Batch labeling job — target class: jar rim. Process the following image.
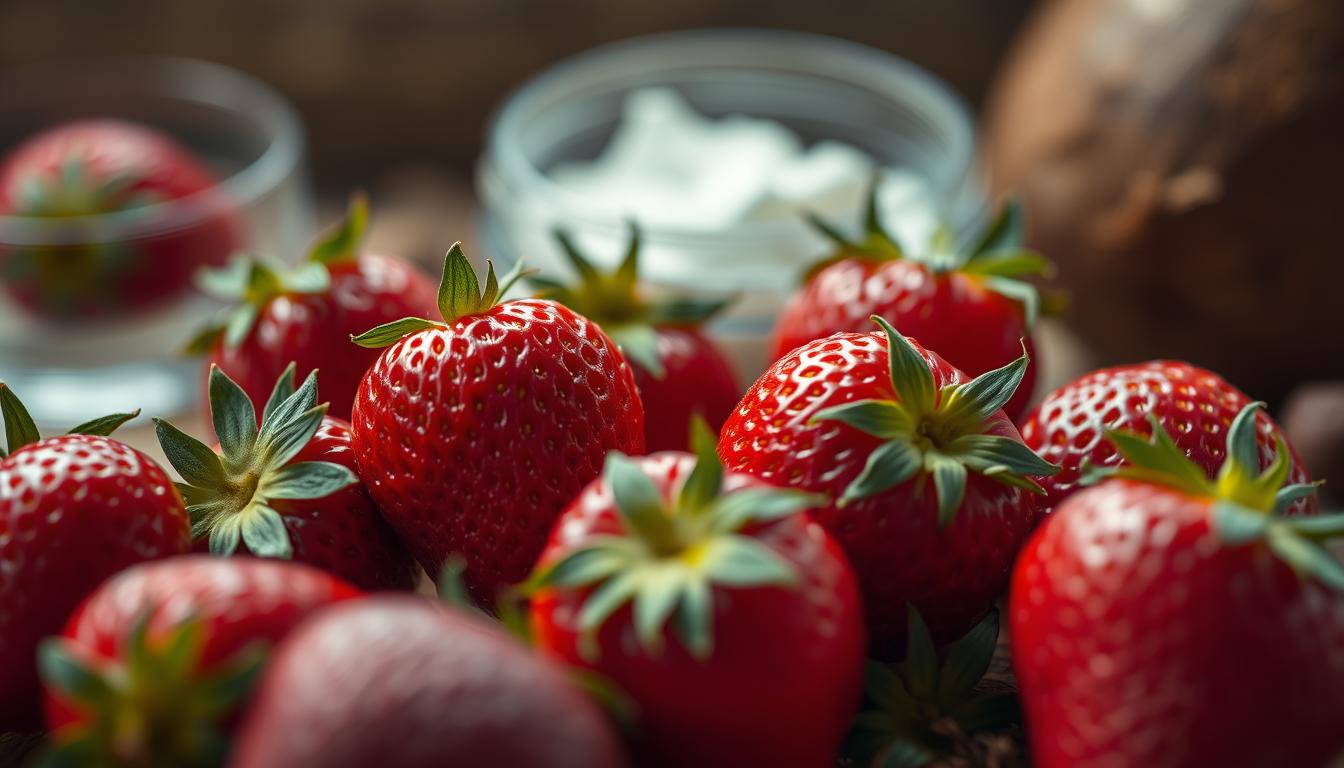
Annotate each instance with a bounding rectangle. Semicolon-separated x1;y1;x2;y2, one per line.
480;27;979;243
0;57;305;246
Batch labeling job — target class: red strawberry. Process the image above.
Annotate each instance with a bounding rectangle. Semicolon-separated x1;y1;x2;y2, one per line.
719;315;1057;659
230;597;626;768
350;244;644;605
190;194;438;419
1020;361;1316;516
154;365;418;591
0;385;188;728
38;556;360;766
0;119;240;318
772;194;1049;422
527;425;864;767
1011;404;1344;767
533;228;738;451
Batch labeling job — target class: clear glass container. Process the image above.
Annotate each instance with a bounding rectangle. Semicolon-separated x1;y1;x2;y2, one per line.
478;28;983;381
0;58;313;425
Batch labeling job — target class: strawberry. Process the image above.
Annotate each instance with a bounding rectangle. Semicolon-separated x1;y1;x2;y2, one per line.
189;194;438;419
1011;404;1344;767
0;385;188;728
719;315;1058;659
154;365;418;591
532;227;738;451
772;193;1049;422
350;244;644;605
527;423;865;767
230;597;626;768
0;119;240;318
1020;361;1316;516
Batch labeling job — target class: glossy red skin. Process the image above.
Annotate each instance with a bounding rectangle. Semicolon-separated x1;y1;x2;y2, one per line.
197;417;419;591
43;556;361;733
232;597;626;768
530;453;865;768
1020;361;1316;516
351;298;644;605
633;327;739;452
208;254;438;421
1011;479;1344;767
0;119;240;318
772;259;1038;422
0;435;189;728
720;331;1038;659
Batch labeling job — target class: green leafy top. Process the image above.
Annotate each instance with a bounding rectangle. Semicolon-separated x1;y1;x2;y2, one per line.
38;611;265;768
529;225;734;378
0;381;138;459
811;315;1059;527
846;608;1018;767
153;365;357;559
1083;403;1342;589
806;183;1052;326
525;419;823;661
10;157;162;218
186;193;372;354
351;243;531;349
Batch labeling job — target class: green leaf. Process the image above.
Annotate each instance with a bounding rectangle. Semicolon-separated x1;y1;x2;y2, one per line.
492;259;534;302
36;641;113;705
308;191;368;265
262;461;356;500
643;295;735;327
0;382;41;453
951;691;1022;732
208;366;258;468
926;452;968;527
154;418;226;489
950;434;1058;491
679;416;723;513
904;604;938;700
967;198;1023;258
532;541;636;589
840;439;923;504
614;221;642;293
605;451;673;543
961;249;1049;278
936;609;999;708
607;323;665;379
259;405;327;470
209;518;242;556
707;487;825;531
633;564;686;654
257;370;321;457
262;363;298;425
1104;422;1211;499
1225;402;1265;478
872;316;935;415
1214;502;1270;545
195;257;252;300
939;345;1029;427
438;242;482;322
980;276;1040;328
182;323;226;356
577;569;642;638
351;316;442;348
240;504;292;559
862;174;896;245
812;399;914;440
67;410;140;437
222;303;259;350
480;259;501;308
674;577;713;660
282;262;331;294
700;534;796;587
553;229;604;288
1265;526;1344;591
1285;511;1344;539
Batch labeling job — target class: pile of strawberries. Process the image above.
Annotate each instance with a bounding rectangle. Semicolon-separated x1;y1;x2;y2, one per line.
4;171;1344;768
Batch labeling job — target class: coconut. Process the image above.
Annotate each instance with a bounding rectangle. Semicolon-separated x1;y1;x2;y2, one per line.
983;0;1344;403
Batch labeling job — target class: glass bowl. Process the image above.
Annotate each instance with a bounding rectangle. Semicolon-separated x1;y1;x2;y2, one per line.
478;28;983;381
0;57;313;425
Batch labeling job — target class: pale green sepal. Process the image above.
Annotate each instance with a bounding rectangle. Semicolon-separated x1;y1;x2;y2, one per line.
938;345;1029;427
981;276;1040;328
240;504;292;559
262;461;356;500
1284;512;1344;539
904;605;938;700
632;564;687;654
926;452;968;528
707;487;824;532
678;416;723;513
1265;524;1344;590
308;192;368;265
262;363;298;425
812;398;914;440
350;317;443;348
699;534;796;587
840;439;922;504
438;242;481;322
67;410;140;437
607;323;665;379
0;382;40;453
208;366;258;469
935;608;999;709
209;518;242;556
605;451;674;544
674;578;713;661
153;418;226;489
1214;502;1270;545
872;315;936;415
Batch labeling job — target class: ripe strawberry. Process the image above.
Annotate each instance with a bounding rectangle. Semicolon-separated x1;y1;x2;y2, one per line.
230;597;626;768
154;365;418;591
772;194;1049;421
720;315;1058;659
527;424;865;767
1011;404;1344;767
189;194;438;419
0;119;240;318
350;244;644;605
1020;361;1316;516
38;556;359;765
532;227;738;451
0;385;188;728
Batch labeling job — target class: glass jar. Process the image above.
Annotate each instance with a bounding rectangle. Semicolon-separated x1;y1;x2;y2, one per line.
0;58;313;425
478;28;983;381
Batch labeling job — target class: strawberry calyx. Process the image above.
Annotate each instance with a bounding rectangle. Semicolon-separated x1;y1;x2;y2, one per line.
1083;403;1342;589
811;315;1059;526
185;194;373;354
806;184;1052;326
153;365;356;559
37;611;265;768
524;419;822;661
9;158;162;219
846;607;1018;767
530;225;734;378
351;242;533;349
0;381;139;458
